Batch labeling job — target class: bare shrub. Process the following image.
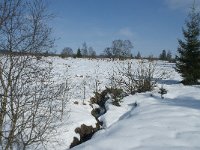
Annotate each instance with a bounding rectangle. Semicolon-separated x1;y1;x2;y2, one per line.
0;0;69;149
110;59;169;94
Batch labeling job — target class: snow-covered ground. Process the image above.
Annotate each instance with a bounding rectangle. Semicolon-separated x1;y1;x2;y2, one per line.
44;57;200;150
73;84;200;150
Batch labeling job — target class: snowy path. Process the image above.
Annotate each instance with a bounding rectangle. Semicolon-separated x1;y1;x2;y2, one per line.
72;84;200;150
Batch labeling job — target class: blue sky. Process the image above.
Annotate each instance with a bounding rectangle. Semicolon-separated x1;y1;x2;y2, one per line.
49;0;200;56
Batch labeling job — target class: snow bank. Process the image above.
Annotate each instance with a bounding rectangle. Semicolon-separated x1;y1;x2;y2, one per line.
72;84;200;150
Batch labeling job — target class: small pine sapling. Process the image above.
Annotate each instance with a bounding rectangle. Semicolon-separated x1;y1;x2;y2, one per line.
158;85;167;99
134;101;138;107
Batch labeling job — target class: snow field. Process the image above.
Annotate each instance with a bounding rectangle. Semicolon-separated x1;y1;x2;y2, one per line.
44;57;200;150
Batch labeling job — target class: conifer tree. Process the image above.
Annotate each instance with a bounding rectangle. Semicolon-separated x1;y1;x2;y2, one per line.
159;50;167;60
76;48;82;58
166;50;172;61
136;51;141;59
176;5;200;85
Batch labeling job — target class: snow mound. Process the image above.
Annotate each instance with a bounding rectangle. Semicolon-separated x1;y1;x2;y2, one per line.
72;84;200;150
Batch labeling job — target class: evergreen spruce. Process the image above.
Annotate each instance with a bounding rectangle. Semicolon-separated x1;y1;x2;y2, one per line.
76;48;82;58
159;50;167;60
158;85;167;99
166;50;172;61
176;5;200;85
136;51;141;59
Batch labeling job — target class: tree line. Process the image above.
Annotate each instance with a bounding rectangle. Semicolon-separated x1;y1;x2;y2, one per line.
59;40;175;61
60;40;133;59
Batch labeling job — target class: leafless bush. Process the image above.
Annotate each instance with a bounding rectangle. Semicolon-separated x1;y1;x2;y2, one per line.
0;0;69;149
0;58;68;149
110;59;170;94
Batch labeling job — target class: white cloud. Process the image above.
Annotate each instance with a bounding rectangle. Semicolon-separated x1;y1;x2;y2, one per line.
165;0;200;10
118;27;134;37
